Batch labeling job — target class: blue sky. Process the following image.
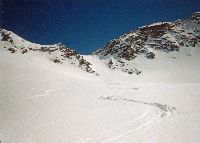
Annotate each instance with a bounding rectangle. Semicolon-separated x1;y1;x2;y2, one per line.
1;0;200;54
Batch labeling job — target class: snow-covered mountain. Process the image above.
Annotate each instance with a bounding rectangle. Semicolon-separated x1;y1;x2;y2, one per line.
0;29;96;74
94;12;200;75
1;12;200;143
1;12;199;76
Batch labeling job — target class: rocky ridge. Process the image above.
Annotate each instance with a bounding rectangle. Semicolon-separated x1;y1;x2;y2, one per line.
94;12;200;75
0;29;96;74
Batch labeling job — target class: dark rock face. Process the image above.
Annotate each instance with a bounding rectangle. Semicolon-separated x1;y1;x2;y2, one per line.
1;31;12;42
94;12;200;61
95;22;180;60
191;12;200;20
146;52;155;59
139;23;174;38
8;47;17;53
93;12;200;75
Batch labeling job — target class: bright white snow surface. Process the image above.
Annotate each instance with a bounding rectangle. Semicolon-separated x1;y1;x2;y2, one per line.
0;45;200;143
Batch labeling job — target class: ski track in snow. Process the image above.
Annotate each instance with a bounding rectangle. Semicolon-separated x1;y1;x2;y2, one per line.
78;83;177;143
79;112;150;143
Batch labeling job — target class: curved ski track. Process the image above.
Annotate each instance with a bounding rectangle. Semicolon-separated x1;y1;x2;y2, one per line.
79;84;176;143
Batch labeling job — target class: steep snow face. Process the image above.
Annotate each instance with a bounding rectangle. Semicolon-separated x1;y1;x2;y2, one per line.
94;12;200;75
0;29;96;74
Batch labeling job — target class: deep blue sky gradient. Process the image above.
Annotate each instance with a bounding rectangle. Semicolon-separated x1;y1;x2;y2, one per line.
1;0;200;54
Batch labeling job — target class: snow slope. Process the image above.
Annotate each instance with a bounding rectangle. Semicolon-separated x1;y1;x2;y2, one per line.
1;12;200;143
1;45;200;143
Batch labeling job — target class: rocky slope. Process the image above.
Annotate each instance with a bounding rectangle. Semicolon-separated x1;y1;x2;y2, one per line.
1;12;199;76
0;29;96;74
94;12;200;75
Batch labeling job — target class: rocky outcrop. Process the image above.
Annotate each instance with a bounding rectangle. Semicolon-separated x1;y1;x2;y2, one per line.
94;12;200;75
0;29;96;74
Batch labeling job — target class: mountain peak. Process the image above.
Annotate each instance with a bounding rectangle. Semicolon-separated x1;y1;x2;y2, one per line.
94;12;200;75
0;28;97;74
